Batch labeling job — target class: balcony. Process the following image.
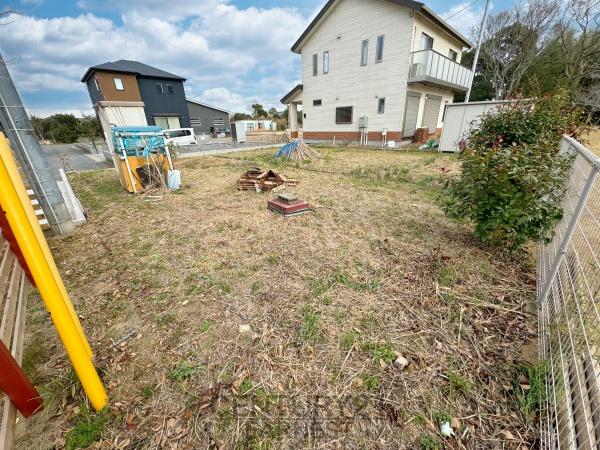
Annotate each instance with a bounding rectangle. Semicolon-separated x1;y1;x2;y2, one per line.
407;49;473;92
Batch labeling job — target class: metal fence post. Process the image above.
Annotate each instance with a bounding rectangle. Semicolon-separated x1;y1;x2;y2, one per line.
0;51;74;236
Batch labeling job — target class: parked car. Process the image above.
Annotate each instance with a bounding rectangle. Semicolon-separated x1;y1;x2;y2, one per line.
162;128;197;146
210;127;231;138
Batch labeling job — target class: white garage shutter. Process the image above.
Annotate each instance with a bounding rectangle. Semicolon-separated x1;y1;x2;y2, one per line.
422;95;442;133
402;92;421;138
167;117;181;129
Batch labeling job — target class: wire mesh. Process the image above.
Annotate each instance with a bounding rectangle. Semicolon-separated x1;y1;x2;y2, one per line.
538;136;600;449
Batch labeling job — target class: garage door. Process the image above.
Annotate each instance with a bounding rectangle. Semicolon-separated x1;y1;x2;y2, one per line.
402;92;421;138
422;95;442;133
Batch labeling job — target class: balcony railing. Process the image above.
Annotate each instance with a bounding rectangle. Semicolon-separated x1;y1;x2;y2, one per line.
408;49;473;92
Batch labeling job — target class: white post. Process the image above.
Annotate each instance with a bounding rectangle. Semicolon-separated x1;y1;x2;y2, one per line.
288;103;298;137
465;0;491;103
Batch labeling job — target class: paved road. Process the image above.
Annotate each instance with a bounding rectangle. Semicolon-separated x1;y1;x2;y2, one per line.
41;144;113;178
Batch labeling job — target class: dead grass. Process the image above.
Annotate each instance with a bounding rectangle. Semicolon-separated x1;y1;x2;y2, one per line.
584;127;600;156
17;147;538;449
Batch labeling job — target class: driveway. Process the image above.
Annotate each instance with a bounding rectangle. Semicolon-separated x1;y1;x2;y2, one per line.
41;143;113;178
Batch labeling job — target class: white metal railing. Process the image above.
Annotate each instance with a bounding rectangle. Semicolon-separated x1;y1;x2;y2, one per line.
408;49;472;91
537;135;600;449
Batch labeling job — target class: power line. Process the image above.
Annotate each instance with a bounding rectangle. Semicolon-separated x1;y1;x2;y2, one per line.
443;0;482;21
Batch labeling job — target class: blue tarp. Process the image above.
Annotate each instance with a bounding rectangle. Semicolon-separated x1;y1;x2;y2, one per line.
112;126;167;157
275;140;300;158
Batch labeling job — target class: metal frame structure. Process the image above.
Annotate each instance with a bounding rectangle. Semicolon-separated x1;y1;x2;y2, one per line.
538;135;600;448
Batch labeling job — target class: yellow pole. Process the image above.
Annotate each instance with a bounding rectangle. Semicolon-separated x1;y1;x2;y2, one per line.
0;133;108;411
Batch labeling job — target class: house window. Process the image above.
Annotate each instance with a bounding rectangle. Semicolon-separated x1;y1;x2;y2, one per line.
378;97;385;114
313;99;322;106
156;83;164;94
213;118;225;126
420;32;434;50
376;35;384;62
113;77;124;91
312;53;318;76
323;51;330;74
166;84;174;95
448;49;458;61
246;123;255;131
360;39;369;66
335;106;353;124
93;77;99;91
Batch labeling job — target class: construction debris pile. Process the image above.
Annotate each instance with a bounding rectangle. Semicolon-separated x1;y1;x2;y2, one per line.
275;140;321;160
237;168;298;192
268;192;311;217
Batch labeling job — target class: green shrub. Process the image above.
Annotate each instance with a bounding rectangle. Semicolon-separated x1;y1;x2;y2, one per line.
443;92;586;250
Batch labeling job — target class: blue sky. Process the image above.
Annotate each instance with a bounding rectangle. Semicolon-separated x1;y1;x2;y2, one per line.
0;0;516;116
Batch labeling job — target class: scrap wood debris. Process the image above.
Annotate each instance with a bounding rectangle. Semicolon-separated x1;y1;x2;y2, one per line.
275;140;321;160
237;167;298;192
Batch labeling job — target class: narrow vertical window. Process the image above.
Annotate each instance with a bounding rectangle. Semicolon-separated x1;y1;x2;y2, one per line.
448;49;458;61
360;39;369;66
420;32;433;50
312;53;318;76
113;77;124;91
378;97;385;114
375;35;384;62
323;51;329;74
156;83;164;94
93;77;99;91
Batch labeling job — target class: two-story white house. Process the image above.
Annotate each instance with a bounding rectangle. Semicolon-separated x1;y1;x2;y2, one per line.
281;0;473;143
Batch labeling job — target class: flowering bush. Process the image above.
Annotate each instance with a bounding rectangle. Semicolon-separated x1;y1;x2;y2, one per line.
443;92;587;251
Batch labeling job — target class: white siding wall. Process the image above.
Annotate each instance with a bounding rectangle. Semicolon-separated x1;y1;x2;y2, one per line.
300;0;414;133
411;14;464;62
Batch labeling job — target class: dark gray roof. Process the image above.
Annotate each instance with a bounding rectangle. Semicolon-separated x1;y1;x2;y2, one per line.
186;99;231;114
280;84;303;104
291;0;472;53
81;60;186;82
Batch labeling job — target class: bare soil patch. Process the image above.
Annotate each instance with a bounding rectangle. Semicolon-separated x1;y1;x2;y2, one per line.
17;147;538;449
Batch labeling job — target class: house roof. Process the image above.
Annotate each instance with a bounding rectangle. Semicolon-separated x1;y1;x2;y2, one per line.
280;84;303;104
81;60;186;83
290;0;473;53
186;99;231;115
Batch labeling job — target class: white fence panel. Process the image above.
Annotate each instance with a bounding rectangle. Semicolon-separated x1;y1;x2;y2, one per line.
439;100;515;152
538;135;600;449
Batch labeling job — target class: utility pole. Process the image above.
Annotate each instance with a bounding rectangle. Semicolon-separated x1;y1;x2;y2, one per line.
465;0;491;102
0;51;74;235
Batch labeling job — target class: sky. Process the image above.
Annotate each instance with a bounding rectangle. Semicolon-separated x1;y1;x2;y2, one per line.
0;0;516;117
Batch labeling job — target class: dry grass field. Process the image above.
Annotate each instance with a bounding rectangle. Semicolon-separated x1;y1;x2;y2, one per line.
584;127;600;156
16;147;539;449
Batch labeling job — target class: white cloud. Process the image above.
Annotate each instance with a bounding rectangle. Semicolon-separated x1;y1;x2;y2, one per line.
441;2;493;40
0;1;307;116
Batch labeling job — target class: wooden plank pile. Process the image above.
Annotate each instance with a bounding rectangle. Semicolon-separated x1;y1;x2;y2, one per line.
275;140;321;161
237;168;298;192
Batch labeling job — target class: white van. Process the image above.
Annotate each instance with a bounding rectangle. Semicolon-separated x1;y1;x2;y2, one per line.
162;128;197;146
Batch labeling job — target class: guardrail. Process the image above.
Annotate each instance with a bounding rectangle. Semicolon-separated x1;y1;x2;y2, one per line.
537;135;600;448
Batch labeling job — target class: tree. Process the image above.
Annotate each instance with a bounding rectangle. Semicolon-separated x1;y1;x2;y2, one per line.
45;114;80;143
558;0;600;93
268;107;280;119
232;112;251;121
454;49;494;102
250;103;268;119
480;0;559;99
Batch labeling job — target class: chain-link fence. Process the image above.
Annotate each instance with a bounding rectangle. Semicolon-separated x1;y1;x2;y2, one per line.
537;135;600;449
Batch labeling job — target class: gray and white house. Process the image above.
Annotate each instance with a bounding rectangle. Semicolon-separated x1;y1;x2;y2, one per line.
82;60;191;129
186;100;231;135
